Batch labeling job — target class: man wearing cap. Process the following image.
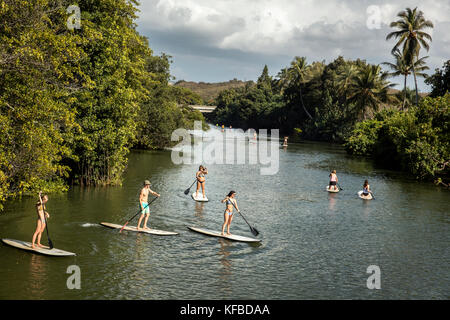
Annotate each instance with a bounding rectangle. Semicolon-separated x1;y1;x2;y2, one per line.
137;180;160;231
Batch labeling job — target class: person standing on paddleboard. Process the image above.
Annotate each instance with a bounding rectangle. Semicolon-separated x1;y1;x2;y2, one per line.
195;165;208;199
137;180;160;231
31;193;49;249
221;191;239;236
329;170;338;191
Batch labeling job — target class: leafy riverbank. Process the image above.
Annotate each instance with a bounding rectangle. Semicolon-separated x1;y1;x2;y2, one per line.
346;94;449;185
0;1;205;210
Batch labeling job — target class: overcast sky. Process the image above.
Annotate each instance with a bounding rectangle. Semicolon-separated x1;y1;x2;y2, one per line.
136;0;450;92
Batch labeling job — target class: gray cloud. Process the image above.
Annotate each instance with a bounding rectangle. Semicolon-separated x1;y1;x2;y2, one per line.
136;0;450;91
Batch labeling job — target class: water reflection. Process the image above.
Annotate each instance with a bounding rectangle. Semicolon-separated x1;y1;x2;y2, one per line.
28;254;48;298
360;198;372;217
194;202;205;218
131;234;150;283
217;239;232;296
328;193;337;211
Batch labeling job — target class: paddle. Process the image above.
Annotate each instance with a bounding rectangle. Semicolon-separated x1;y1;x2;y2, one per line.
39;191;53;249
231;202;259;236
337;183;344;191
119;197;158;233
370;191;376;200
184;179;197;195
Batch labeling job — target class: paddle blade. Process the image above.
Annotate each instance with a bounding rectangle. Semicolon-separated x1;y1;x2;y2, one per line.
250;226;259;236
119;222;129;233
184;188;190;195
48;239;54;250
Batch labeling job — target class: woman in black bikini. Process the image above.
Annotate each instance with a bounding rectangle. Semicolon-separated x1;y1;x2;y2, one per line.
361;180;372;198
221;191;239;236
195;165;208;199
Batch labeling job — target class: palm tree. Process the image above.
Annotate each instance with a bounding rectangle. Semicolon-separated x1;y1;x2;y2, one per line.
386;7;433;105
276;57;313;120
394;87;416;110
382;49;429;110
336;64;358;103
290;57;313;120
348;65;396;119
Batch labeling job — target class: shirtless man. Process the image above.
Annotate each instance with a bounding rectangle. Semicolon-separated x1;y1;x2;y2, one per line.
137;180;160;231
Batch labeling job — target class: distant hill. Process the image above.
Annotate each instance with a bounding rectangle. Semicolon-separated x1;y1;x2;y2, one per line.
174;79;253;104
387;88;429;97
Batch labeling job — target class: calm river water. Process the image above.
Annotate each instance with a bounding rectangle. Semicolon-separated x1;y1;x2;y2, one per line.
0;126;448;299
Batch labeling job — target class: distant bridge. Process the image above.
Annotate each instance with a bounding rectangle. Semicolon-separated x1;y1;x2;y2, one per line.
190;105;217;113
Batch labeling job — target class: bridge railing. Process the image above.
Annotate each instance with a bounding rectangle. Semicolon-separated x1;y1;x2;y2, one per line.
189;105;217;113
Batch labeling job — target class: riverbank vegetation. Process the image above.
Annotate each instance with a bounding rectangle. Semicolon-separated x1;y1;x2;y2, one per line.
0;0;205;209
209;7;448;185
345;94;449;183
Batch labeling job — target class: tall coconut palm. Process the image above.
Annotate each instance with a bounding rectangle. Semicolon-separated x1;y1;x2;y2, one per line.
386;7;433;105
336;64;358;103
290;57;313;120
304;61;326;103
348;65;396;119
276;57;313;120
382;49;429;110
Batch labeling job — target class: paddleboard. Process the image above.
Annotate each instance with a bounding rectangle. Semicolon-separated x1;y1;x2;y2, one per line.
358;191;373;200
191;192;208;202
326;186;339;193
187;226;261;243
1;239;76;256
100;222;178;235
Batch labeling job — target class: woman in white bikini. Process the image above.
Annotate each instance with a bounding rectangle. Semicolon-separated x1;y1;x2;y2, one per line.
195;165;208;199
221;191;239;236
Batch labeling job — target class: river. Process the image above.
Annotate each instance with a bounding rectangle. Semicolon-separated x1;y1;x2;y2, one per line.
0;125;448;299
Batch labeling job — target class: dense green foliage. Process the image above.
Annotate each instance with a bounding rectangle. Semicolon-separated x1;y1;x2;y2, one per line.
425;60;450;98
212;68;284;130
211;57;393;141
346;94;449;182
0;0;205;209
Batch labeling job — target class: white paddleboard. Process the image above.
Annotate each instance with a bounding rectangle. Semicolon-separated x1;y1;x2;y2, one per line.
1;239;76;257
326;186;339;193
358;191;373;200
187;226;261;243
100;222;178;235
191;192;208;202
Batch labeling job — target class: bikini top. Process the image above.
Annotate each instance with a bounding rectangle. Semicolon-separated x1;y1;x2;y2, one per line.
36;203;46;216
226;198;233;205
